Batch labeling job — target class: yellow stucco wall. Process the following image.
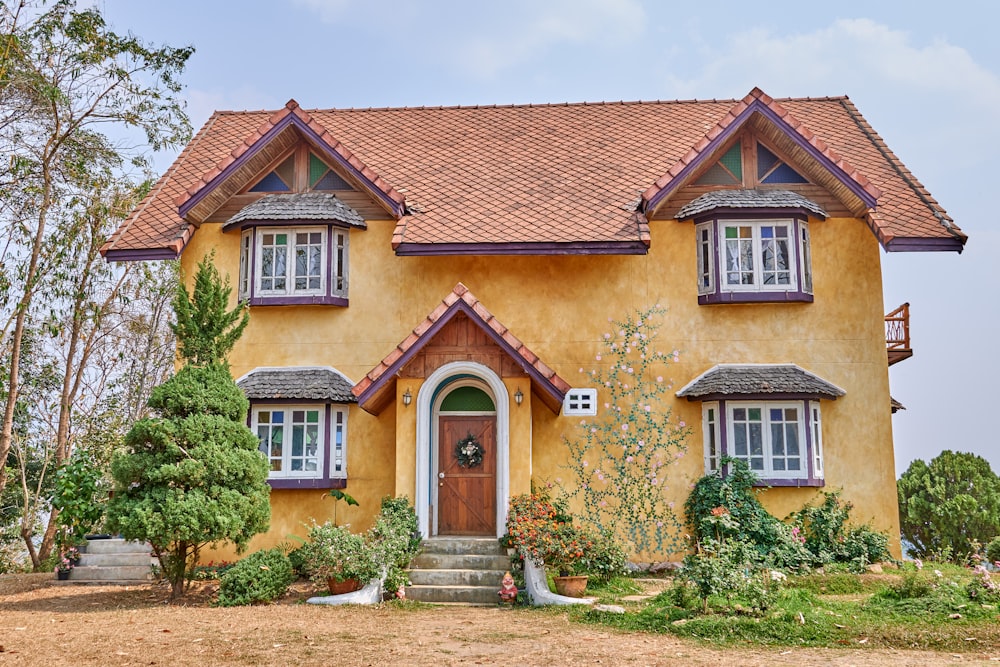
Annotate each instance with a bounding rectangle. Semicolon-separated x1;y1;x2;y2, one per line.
189;208;901;562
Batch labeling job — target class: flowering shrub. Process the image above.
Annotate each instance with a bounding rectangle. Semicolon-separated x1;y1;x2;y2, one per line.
503;491;626;579
562;306;690;555
966;563;1000;603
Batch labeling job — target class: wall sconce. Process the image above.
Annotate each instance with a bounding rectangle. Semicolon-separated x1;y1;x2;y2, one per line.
402;388;412;407
514;388;523;406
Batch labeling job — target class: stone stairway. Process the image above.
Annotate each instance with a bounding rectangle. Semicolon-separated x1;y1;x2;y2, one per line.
406;537;511;605
68;538;155;584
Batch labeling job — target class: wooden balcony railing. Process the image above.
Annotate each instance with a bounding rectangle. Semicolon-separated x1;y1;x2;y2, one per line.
886;302;912;366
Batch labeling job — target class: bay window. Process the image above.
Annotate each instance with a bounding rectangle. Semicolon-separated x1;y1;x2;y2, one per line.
250;404;348;489
238;225;350;306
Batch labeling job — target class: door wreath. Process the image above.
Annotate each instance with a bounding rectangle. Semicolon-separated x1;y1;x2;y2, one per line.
455;432;485;468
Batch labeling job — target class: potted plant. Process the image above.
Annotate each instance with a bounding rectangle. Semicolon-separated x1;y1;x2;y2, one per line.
300;521;379;594
504;492;594;597
55;557;73;581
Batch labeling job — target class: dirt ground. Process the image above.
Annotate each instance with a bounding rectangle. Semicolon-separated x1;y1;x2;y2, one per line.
0;574;996;666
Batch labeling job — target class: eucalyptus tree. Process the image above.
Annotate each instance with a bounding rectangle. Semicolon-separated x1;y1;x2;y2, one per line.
0;0;191;566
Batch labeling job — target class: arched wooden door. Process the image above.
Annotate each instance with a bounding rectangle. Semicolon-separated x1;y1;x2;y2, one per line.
437;415;496;536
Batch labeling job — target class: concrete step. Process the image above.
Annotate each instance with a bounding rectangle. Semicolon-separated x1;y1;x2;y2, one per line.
409;552;511;571
420;537;505;555
70;565;151;582
79;552;154;567
83;538;152;555
405;584;501;605
408;568;508;587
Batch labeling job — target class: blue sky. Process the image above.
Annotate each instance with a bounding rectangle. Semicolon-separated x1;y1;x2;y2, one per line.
97;0;1000;477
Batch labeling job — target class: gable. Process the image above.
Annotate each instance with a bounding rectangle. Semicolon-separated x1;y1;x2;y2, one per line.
176;100;405;226
352;283;570;415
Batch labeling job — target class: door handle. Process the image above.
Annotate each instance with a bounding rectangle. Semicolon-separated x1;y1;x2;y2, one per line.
438;472;445;479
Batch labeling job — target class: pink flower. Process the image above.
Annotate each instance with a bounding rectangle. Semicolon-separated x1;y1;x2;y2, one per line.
656;376;663;383
644;405;651;412
603;333;611;339
595;354;602;361
621;424;628;431
679;421;686;428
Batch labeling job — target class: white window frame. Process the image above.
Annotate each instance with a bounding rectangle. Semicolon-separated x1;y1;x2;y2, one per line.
563;388;597;416
799;222;813;294
238;225;351;302
255;227;327;297
238;230;252;301
696;222;715;296
251;404;349;480
703;402;721;472
700;399;823;483
809;400;823;479
721;220;798;292
726;401;805;479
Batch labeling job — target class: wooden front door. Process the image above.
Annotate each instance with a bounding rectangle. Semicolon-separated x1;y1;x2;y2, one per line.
437;416;496;536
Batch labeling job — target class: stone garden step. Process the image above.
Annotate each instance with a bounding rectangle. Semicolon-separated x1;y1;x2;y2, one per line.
407;567;508;587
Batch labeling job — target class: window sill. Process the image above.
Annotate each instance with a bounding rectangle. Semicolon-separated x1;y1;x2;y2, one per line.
247;295;349;307
267;477;347;490
699;291;813;305
753;477;825;488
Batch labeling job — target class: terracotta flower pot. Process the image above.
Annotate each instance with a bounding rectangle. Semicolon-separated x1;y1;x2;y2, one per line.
326;578;362;595
552;575;588;597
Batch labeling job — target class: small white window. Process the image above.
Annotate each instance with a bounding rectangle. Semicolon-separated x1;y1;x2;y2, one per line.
696;222;715;295
810;400;823;478
563;389;597;416
799;222;813;294
703;402;720;472
238;230;251;301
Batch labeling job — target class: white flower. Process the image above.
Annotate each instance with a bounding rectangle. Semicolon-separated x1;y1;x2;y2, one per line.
770;570;787;582
934;569;943;578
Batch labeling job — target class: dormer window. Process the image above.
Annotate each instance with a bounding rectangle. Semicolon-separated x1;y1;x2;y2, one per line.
679;190;824;305
226;192;366;307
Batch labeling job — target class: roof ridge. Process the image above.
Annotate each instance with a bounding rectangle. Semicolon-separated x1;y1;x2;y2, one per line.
201;95;852;117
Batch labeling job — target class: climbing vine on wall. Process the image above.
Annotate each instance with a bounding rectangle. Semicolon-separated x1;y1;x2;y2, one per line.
561;306;690;556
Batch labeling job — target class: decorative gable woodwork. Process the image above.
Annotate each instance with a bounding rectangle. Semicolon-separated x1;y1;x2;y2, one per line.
200;140;389;224
657;128;857;221
398;313;530;381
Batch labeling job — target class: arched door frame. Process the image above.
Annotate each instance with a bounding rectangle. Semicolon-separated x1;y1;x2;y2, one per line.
415;361;510;538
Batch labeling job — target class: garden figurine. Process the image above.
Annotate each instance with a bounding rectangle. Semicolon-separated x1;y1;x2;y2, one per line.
498;571;518;604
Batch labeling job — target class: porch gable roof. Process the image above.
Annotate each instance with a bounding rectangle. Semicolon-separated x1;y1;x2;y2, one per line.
352;283;571;415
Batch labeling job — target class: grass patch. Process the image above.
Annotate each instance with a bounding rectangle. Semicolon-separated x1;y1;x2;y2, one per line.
572;564;1000;652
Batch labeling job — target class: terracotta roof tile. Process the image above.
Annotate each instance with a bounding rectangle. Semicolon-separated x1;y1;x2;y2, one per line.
103;90;965;258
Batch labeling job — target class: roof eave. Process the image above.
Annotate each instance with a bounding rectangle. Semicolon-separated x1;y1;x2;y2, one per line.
883;236;967;253
394;240;649;256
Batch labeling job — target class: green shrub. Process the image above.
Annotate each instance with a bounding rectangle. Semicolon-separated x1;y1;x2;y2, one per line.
370;496;421;594
217;549;294;606
685;459;782;557
300;522;378;586
985;536;1000;566
577;528;628;583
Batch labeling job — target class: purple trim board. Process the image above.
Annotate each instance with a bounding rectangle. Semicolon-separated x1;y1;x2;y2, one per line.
395;240;649;256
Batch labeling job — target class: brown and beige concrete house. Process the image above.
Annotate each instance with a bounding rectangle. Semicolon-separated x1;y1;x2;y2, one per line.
103;87;966;560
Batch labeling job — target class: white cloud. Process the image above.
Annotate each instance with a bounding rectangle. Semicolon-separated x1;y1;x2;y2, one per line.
665;18;1000;107
452;0;646;78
